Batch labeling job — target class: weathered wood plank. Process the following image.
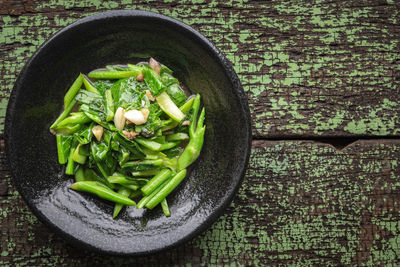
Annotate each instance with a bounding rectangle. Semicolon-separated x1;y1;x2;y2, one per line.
1;139;400;266
0;0;399;137
1;0;400;265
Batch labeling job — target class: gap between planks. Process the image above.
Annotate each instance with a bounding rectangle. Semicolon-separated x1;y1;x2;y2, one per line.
252;136;400;151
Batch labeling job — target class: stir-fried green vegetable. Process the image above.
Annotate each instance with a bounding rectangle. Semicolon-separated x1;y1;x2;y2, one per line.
50;58;205;218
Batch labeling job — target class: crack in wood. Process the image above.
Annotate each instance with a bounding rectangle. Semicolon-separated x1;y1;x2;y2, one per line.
252;136;400;150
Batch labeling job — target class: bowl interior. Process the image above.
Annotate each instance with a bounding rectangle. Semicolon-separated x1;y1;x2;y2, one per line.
6;11;251;255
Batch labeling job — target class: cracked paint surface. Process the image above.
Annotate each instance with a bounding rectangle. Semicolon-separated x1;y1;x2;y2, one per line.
1;0;400;266
0;0;399;136
2;140;400;265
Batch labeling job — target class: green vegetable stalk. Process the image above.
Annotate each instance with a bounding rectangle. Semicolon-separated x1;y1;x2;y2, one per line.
177;95;206;171
50;99;77;130
51;59;206;218
105;89;114;122
136;178;171;209
145;169;187;209
82;75;100;94
56;135;72;164
65;139;78;175
88;69;141;79
156;91;184;122
141;168;172;196
64;74;83;109
113;187;132;218
70;181;136;205
161;198;170;217
74;166;86;182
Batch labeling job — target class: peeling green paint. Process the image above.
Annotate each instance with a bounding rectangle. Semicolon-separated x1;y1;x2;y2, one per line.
1;0;400;266
313;110;345;135
344;99;400;135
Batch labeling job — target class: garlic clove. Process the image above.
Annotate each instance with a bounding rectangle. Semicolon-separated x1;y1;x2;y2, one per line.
92;125;104;141
149;57;161;75
114;107;126;130
141;108;150;121
124;109;147;125
182;120;190;126
145;90;155;101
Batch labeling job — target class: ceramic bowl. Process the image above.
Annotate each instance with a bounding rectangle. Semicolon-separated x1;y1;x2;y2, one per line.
5;10;251;255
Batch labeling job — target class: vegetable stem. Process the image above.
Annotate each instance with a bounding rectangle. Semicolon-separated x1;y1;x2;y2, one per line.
56;112;91;128
82;75;100;94
159;141;180;151
134;137;162;151
166;133;189;142
127;64;143;74
65;140;78;175
70;181;136;205
88;70;141;79
74;166;86;182
64;74;83;109
105;89;114;122
72;144;87;164
177;95;206;171
56;135;70;164
131;169;160;177
156;91;184;122
113;187;132;218
141;169;172;196
50;99;77;129
161;198;171;217
161;97;195;131
136;178;170;209
145;169;187;210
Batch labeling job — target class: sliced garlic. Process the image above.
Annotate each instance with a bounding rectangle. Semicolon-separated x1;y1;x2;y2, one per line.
141;108;150;121
182;120;190;126
124;109;147;125
145;90;155;101
149;57;161;75
114;107;126;130
92;125;104;141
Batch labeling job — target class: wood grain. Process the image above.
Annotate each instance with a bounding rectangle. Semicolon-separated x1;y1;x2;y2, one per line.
0;0;399;137
1;0;400;266
1;139;400;266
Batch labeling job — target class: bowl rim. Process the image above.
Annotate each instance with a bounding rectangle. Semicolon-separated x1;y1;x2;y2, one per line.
5;9;252;256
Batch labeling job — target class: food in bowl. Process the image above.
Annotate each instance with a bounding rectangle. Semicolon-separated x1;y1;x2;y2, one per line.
49;58;206;218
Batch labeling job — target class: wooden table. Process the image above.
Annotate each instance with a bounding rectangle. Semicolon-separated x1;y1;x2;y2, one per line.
1;1;400;265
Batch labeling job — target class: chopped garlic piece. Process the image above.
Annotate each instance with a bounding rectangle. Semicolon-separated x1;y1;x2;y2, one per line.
114;107;126;130
92;125;104;141
124;109;147;125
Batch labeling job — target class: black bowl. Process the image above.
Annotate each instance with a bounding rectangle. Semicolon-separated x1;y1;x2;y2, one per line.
5;10;251;255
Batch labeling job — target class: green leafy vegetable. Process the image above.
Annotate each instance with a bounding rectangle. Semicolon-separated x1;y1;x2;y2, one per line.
166;84;187;106
112;77;145;110
50;58;205;218
143;67;164;96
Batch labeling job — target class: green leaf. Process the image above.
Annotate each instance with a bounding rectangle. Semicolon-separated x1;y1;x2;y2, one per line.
161;73;179;87
74;123;94;144
90;140;110;162
111;77;145;110
75;90;106;120
93;80;115;96
143;67;164;96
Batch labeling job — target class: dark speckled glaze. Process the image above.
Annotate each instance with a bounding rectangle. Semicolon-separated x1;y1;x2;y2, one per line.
5;10;251;255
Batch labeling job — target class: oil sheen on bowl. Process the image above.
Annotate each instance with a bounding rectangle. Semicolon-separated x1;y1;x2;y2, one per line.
5;10;251;255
